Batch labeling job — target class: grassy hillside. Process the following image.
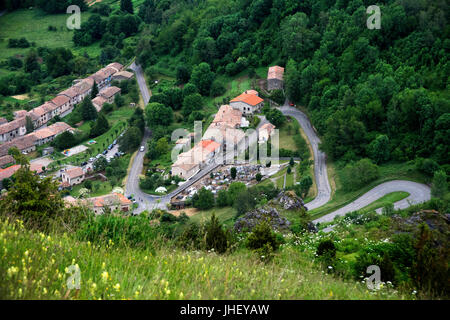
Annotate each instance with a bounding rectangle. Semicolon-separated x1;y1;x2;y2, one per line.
0;218;403;300
0;8;98;61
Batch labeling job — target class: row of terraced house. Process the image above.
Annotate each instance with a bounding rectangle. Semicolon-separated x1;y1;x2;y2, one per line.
0;62;126;157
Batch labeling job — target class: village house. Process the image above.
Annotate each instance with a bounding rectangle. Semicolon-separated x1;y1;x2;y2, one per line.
92;96;107;112
0;161;46;189
58;86;81;106
88;64;122;90
87;193;132;215
258;123;276;143
61;167;85;187
0;155;15;168
73;78;94;101
0;134;38;157
203;104;246;154
13;110;28;119
174;137;191;152
230;91;264;115
0;164;20;188
99;86;121;104
211;104;243;129
30;101;57;128
31;122;74;146
50;95;72;117
171;139;221;179
0;117;26;142
267;66;285;91
171;162;200;180
112;70;134;82
106;62;124;73
89;70;109;90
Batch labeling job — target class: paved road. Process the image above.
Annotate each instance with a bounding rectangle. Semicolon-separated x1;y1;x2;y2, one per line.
278;103;431;225
130;61;151;104
124;129;169;212
314;180;431;224
124;62;221;213
278;104;332;210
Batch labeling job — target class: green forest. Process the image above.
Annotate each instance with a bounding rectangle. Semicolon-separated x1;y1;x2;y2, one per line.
133;0;449;167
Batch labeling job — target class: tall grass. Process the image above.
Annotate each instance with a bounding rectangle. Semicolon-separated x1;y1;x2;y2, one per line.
0;218;404;300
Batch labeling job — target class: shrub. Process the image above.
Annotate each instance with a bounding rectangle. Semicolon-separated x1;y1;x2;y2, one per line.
192;187;215;210
177;222;204;249
316;239;337;257
246;221;281;262
205;214;229;254
341;158;379;191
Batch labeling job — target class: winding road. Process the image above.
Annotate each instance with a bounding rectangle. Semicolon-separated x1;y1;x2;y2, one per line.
277;102;431;224
126;61;431;220
279;105;332;210
314;180;431;224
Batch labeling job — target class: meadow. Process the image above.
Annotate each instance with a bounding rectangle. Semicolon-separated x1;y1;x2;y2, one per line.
0;218;404;300
0;8;98;62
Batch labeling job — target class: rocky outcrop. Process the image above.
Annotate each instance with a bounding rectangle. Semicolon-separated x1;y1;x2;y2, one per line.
234;206;291;233
273;191;307;211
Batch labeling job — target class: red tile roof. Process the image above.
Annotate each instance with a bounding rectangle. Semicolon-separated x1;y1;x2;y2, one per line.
59;87;79;99
64;167;84;179
230;93;264;106
0;155;15;167
268;66;285;80
200;139;221;153
212;105;242;128
51;95;70;107
0;165;20;181
0;118;26;135
100;86;121;99
0;134;37;156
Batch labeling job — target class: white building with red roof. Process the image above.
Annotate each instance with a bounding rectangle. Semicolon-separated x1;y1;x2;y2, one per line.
61;166;85;187
230;91;264;115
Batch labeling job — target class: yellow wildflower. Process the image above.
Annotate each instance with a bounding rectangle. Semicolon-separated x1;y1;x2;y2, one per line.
7;266;19;277
101;271;109;282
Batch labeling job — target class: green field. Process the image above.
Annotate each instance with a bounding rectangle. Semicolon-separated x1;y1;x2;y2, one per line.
70;180;114;198
0;9;98;62
190;206;237;228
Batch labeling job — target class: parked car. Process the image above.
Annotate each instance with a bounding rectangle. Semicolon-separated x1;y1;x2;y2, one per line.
102;150;108;155
140;146;145;152
96;154;102;159
113;140;117;145
81;161;87;166
108;144;113;150
88;157;95;163
289;102;294;106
